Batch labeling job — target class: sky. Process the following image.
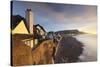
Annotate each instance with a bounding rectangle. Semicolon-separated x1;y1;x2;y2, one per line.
12;1;97;34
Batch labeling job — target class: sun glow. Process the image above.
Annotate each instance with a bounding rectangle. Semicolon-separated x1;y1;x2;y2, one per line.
80;29;96;34
79;26;97;34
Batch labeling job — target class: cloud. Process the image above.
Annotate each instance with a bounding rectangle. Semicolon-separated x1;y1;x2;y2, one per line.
13;1;97;32
32;2;97;32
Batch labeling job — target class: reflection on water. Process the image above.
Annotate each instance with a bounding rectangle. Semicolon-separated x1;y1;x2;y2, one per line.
74;34;97;62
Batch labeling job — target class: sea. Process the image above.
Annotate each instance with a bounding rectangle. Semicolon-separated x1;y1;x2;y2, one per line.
74;34;97;62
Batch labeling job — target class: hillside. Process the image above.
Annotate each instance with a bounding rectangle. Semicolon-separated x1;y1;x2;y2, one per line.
55;29;86;36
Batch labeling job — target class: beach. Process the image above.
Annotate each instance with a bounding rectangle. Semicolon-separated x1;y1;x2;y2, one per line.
54;34;97;63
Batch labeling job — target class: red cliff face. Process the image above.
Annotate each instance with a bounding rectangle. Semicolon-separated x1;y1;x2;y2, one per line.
12;36;56;66
32;40;56;64
12;36;33;66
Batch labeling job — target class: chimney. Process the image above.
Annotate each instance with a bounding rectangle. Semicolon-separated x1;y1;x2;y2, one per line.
25;9;33;34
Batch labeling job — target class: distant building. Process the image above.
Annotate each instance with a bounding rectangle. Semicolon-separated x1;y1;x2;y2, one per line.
33;24;46;45
34;24;46;38
47;31;55;39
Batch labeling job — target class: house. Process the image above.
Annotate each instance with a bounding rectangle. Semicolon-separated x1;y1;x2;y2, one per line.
11;14;34;48
11;9;46;48
33;24;46;45
11;9;47;66
11;15;29;34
